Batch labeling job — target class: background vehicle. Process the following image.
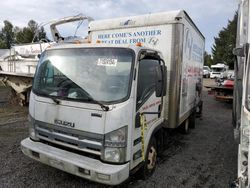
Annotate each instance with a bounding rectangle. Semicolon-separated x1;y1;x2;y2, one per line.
232;0;250;187
21;10;204;185
203;66;211;78
210;63;229;78
0;43;51;105
0;15;90;105
205;77;234;102
227;70;235;79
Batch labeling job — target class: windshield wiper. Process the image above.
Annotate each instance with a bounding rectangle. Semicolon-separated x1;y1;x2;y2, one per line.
86;97;109;111
51;97;60;104
35;90;61;104
75;88;110;111
35;89;109;110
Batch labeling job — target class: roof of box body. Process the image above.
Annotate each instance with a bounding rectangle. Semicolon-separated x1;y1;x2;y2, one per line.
89;10;204;39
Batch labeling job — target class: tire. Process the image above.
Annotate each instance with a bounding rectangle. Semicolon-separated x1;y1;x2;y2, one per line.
141;137;157;179
196;101;203;117
189;111;196;129
179;119;189;134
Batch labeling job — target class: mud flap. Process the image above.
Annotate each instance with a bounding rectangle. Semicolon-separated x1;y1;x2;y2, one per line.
196;100;203;117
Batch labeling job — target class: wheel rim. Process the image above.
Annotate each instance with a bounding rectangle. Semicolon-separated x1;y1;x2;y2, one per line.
147;146;157;170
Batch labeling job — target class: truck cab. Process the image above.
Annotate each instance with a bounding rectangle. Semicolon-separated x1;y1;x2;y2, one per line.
21;43;167;185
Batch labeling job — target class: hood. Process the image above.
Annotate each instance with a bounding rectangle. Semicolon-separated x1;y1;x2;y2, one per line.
32;94;106;135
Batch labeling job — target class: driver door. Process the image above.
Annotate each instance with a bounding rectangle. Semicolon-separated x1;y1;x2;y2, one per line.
131;55;164;168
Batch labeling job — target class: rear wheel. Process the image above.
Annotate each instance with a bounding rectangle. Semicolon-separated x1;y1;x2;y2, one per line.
189;111;196;129
179;118;189;134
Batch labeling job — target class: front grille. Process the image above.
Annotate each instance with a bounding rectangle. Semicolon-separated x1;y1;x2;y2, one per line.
35;120;104;156
40;139;101;161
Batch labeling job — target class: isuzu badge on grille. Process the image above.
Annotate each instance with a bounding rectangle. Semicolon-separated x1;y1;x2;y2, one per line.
54;119;75;128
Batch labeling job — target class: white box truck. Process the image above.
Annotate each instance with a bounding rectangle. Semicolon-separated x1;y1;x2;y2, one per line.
232;0;250;187
21;10;204;185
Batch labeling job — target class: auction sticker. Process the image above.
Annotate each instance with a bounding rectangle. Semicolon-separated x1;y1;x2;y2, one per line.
97;58;117;67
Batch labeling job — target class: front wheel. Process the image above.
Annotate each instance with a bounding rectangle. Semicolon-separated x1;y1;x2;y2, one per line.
141;137;157;179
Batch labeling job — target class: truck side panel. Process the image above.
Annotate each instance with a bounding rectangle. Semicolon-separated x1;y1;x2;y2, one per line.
179;18;204;124
167;23;183;128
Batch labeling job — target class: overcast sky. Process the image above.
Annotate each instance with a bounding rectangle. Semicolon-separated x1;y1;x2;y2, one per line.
0;0;239;54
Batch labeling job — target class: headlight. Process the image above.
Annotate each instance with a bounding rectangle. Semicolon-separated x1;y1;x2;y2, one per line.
104;148;126;163
102;126;127;163
28;114;39;141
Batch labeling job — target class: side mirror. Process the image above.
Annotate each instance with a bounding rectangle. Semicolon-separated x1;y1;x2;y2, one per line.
233;46;245;57
155;65;163;97
162;65;167;96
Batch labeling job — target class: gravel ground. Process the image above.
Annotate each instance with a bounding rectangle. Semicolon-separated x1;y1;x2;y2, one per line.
0;79;238;188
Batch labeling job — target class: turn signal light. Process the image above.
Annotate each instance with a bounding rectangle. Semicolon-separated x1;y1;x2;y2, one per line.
73;40;82;44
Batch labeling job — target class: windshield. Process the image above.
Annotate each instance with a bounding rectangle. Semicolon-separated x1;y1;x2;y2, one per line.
33;48;134;103
211;68;224;72
203;67;209;71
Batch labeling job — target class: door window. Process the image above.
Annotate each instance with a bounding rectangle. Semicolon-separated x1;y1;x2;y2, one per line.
137;58;159;107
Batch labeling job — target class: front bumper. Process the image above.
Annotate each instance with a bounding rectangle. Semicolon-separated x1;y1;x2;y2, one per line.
21;138;129;185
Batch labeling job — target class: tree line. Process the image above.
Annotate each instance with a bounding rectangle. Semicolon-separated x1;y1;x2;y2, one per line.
0;20;47;49
204;12;237;69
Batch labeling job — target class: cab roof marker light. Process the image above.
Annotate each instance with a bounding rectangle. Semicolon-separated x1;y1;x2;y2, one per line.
136;42;143;47
73;40;82;44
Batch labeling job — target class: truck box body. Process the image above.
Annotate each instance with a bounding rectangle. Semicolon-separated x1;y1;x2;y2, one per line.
20;10;204;185
89;10;205;128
